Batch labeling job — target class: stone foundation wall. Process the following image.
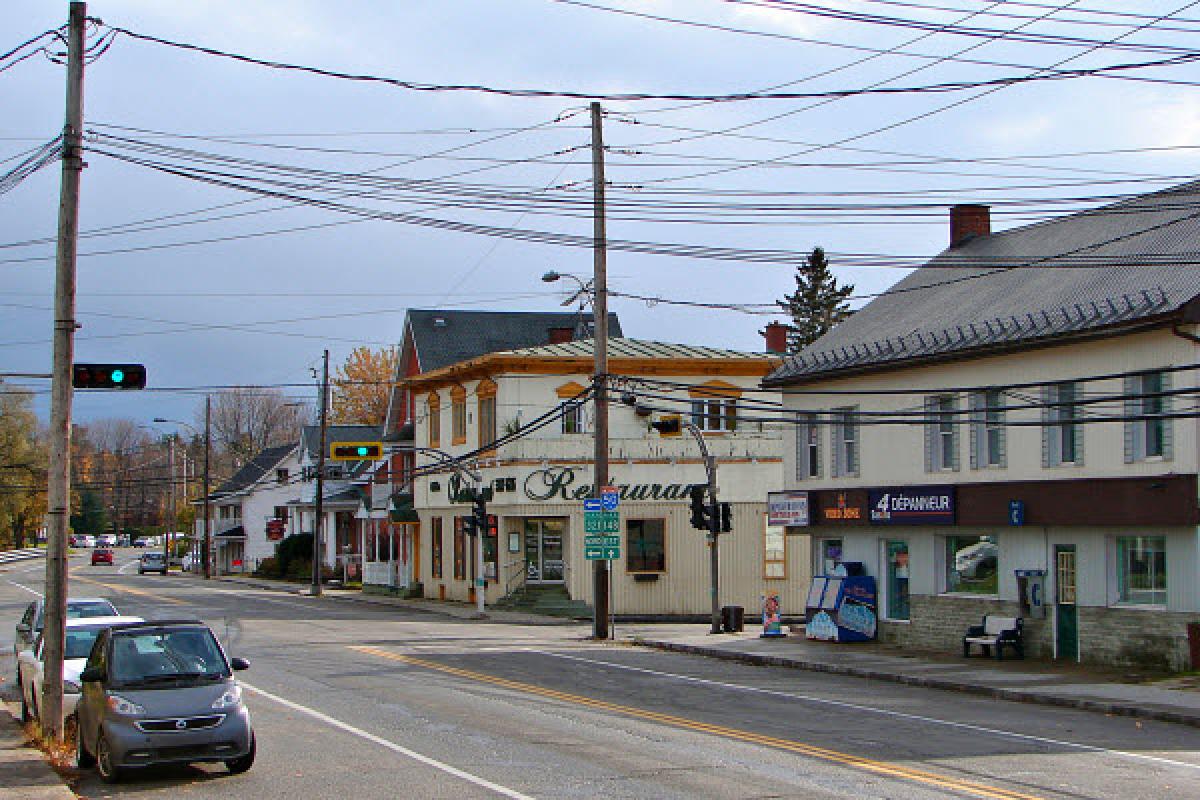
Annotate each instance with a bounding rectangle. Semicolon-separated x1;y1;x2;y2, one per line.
879;594;1198;670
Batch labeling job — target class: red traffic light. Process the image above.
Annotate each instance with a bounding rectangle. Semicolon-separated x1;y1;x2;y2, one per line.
72;363;147;390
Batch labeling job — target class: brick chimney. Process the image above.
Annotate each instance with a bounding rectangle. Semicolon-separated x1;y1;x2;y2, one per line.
548;326;574;344
763;321;789;354
950;204;990;247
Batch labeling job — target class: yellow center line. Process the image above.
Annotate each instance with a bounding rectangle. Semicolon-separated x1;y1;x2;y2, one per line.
350;645;1046;800
72;575;189;605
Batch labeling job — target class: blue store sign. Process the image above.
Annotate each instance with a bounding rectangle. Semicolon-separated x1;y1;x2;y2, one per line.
868;486;955;525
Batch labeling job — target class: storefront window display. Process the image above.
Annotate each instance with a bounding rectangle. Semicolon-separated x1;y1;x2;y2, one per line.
1117;535;1166;605
763;520;786;579
885;540;910;620
945;534;998;594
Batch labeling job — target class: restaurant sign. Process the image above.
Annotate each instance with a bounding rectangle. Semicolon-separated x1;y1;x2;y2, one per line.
767;491;809;527
869;486;955;525
816;491;868;525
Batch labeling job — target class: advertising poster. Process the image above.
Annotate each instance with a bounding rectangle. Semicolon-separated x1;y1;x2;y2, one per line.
761;592;785;637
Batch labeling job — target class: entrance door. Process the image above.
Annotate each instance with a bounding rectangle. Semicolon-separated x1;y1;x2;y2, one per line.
1055;545;1078;661
524;519;566;584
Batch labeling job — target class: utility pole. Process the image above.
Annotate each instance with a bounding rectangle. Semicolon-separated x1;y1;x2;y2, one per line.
41;1;86;742
312;349;329;596
589;101;610;640
203;395;212;578
165;435;175;564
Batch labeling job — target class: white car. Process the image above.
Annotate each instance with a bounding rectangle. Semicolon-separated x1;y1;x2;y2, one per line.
17;615;143;724
97;534;117;548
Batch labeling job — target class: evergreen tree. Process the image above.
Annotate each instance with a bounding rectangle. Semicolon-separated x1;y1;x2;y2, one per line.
776;247;855;352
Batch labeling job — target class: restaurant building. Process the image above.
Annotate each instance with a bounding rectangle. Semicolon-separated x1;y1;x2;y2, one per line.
766;187;1200;670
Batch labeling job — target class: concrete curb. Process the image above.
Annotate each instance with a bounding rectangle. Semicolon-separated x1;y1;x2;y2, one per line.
0;708;77;800
633;639;1200;730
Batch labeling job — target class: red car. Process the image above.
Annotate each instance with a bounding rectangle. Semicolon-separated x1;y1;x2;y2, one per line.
90;548;114;566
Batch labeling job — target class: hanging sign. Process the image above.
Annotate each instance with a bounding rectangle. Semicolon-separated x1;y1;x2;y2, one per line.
767;491;809;527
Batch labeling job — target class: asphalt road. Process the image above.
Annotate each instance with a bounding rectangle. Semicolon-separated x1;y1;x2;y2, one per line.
4;549;1200;799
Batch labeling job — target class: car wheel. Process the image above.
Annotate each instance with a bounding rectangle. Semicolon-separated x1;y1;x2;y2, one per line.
225;732;255;774
76;724;95;768
96;734;123;783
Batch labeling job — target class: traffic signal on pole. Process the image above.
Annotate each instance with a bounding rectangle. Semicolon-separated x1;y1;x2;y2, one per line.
473;492;488;535
72;363;146;390
650;415;682;436
720;502;732;533
689;485;712;531
330;442;383;461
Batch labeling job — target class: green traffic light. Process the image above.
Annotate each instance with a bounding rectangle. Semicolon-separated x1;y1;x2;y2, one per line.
111;369;125;383
356;446;369;456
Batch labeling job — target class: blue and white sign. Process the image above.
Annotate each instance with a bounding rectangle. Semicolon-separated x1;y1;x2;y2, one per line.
1009;500;1025;526
583;498;602;512
601;487;620;511
868;487;955;525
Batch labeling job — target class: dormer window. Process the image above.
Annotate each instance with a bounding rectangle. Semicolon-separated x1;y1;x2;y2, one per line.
276;468;289;485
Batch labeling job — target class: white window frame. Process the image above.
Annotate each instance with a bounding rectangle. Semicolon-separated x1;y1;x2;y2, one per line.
1044;381;1082;466
561;402;587;434
831;407;859;477
691;397;736;432
1115;535;1167;607
926;394;959;472
795;412;820;480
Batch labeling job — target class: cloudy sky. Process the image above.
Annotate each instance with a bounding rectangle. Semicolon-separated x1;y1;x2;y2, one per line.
3;0;1198;427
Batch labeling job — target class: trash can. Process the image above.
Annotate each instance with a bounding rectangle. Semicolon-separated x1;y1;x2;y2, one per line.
721;605;744;633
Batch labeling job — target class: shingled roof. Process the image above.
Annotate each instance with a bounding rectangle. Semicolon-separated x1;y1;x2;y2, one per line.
210;443;295;499
407;309;623;373
764;181;1200;386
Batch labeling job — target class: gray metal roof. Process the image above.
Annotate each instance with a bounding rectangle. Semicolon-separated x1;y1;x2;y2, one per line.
407;309;623;372
499;337;775;361
765;181;1200;386
210;444;295;498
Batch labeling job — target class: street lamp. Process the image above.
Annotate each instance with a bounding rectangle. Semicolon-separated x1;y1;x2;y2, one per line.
541;270;594;311
154;399;211;579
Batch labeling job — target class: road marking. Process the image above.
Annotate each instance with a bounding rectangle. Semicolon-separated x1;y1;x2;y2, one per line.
7;581;42;597
351;645;1044;800
71;576;188;605
117;560;139;575
534;650;1200;773
239;681;534;800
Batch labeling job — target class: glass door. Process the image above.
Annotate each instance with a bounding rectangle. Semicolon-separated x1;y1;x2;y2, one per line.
1055;545;1078;661
524;518;566;584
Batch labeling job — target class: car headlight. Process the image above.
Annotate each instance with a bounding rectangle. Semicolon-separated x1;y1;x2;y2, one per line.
105;694;145;715
211;685;242;710
63;680;81;694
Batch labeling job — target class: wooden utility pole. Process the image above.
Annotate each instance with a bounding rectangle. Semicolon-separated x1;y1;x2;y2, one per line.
590;101;610;640
312;349;329;596
41;1;86;741
165;435;175;563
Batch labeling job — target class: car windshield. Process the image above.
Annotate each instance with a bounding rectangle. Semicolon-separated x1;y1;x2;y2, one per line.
143;554;164;562
110;629;229;686
63;628;104;660
67;600;118;619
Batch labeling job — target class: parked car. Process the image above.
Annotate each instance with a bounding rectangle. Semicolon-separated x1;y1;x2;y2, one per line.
14;597;120;658
74;535;96;549
954;541;999;579
97;534;117;548
76;619;254;783
16;616;143;724
91;548;115;566
138;552;168;575
132;537;151;548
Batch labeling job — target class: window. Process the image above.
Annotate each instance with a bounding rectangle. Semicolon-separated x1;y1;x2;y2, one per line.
272;506;289;523
796;412;820;479
626;518;666;572
691;397;737;432
970;389;1006;469
763;519;786;579
1043;381;1082;466
562;402;586;434
451;386;467;445
1117;536;1166;605
477;379;497;449
275;468;289;484
884;540;910;620
818;538;842;575
453;518;466;579
431;517;443;579
1125;372;1171;462
688;381;739;432
427;393;440;448
945;534;998;595
925;394;959;472
831;407;858;477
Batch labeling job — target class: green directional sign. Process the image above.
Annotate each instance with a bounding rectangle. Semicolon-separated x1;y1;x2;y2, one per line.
584;535;620;548
584;511;620;533
585;545;620;561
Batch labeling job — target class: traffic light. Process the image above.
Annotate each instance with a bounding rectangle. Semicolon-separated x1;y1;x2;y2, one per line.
689;484;712;531
650;415;681;436
473;492;488;534
330;442;383;461
720;502;732;533
72;363;146;390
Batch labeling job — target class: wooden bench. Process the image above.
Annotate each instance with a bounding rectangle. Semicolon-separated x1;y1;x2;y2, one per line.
962;615;1024;660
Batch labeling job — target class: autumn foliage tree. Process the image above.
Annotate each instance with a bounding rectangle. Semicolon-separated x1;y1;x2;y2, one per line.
331;347;397;426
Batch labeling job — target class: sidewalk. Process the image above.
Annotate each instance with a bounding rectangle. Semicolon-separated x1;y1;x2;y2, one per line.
621;623;1200;729
206;573;1200;728
0;708;75;800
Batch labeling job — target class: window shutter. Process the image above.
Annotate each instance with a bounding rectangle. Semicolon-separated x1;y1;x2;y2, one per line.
1073;416;1084;466
795;422;806;481
997;404;1007;468
831;416;842;478
1123;376;1136;463
850;416;859;476
1041;385;1051;468
923;397;934;473
968;393;979;471
814;416;822;478
1162;371;1174;461
950;395;961;471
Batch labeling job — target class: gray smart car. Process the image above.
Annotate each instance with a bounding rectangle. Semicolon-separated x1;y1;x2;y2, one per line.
76;619;254;783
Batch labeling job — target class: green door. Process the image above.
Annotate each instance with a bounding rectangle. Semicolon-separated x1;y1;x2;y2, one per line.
1055;545;1078;661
